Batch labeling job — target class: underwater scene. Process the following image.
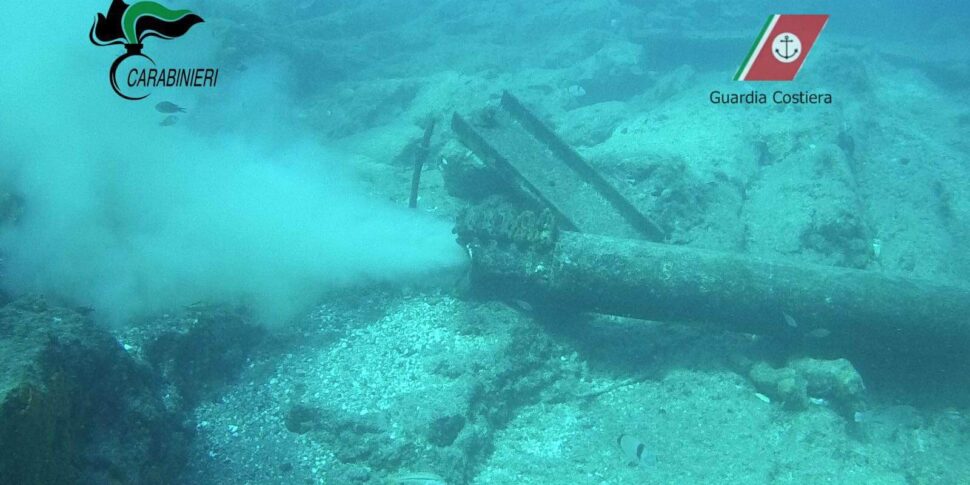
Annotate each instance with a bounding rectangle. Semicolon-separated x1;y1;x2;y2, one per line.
1;0;970;483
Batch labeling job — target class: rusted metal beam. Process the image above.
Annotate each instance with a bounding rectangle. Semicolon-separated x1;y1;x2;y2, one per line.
452;92;664;241
465;226;970;356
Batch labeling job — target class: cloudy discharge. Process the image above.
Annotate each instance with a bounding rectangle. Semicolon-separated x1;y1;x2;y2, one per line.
0;3;465;325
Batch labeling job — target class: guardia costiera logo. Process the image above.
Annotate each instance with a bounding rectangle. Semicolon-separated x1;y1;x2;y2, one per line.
90;0;217;100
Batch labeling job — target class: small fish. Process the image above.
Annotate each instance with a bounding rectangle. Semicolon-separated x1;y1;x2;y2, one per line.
155;101;186;113
74;306;95;315
805;328;831;339
854;405;923;429
159;115;179;127
617;433;656;467
508;299;533;313
566;84;586;97
782;312;798;328
386;471;447;485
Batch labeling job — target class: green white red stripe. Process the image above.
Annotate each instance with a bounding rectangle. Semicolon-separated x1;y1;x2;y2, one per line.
735;14;829;81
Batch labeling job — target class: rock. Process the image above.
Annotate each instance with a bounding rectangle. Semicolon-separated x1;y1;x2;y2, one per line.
142;304;265;407
789;357;866;414
427;414;466;447
748;362;809;410
0;296;187;484
747;357;866;416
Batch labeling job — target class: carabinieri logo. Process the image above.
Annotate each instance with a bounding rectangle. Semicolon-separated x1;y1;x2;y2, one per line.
90;0;215;100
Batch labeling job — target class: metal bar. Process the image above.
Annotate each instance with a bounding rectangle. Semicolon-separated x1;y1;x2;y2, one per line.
452;94;663;240
499;92;665;241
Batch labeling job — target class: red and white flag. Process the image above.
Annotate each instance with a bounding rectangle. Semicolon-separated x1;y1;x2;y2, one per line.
735;14;829;81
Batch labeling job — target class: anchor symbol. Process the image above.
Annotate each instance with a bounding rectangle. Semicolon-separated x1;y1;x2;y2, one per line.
774;35;799;60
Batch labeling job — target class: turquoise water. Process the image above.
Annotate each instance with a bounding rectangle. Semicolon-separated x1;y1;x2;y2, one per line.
0;1;968;483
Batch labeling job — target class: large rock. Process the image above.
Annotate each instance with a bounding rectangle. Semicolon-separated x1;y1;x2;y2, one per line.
0;297;188;484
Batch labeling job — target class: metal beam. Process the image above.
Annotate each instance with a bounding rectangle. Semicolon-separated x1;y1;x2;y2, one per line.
466;228;970;355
